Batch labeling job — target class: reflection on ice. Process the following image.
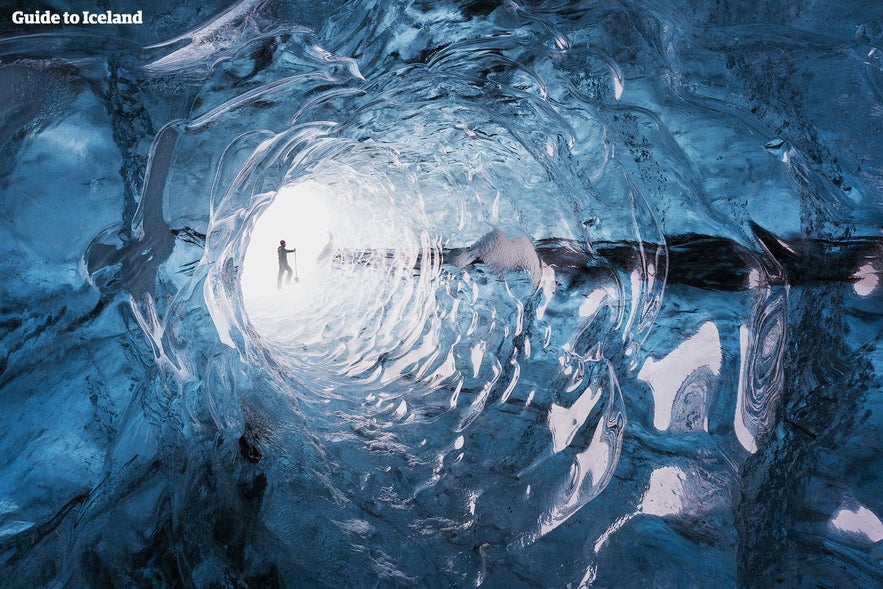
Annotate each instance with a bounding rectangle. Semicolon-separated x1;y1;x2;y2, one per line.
637;321;721;433
830;502;883;545
640;466;687;517
735;288;787;454
539;362;626;539
854;262;880;297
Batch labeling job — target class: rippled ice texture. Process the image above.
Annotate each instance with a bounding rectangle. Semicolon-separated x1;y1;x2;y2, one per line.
1;0;883;587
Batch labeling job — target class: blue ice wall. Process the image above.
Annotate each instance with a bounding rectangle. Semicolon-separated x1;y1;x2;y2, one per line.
1;1;882;587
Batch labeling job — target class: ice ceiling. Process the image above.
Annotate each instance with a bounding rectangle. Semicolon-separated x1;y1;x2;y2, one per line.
1;0;882;587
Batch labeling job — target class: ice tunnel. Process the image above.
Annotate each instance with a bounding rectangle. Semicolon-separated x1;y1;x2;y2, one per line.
1;1;882;587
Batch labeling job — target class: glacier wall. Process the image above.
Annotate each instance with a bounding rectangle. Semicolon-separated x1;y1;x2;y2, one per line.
1;0;882;586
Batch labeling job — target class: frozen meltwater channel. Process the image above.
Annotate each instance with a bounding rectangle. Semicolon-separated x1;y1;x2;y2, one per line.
1;0;883;588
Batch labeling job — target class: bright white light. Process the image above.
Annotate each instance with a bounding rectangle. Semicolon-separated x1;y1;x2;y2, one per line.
237;177;428;375
241;181;335;302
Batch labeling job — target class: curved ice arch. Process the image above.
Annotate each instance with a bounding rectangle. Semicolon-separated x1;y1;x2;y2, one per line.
188;20;669;546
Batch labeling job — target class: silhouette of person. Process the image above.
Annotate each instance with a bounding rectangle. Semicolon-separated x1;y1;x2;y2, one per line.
277;239;296;289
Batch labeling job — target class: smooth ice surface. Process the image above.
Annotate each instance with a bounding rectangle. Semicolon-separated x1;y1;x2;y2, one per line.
1;1;883;587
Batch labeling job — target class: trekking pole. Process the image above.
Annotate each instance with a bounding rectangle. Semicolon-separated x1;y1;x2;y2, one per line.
294;249;299;282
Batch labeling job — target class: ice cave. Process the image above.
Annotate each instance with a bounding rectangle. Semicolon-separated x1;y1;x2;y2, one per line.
1;0;882;586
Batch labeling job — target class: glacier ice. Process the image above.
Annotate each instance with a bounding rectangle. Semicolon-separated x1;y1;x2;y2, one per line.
1;0;883;587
